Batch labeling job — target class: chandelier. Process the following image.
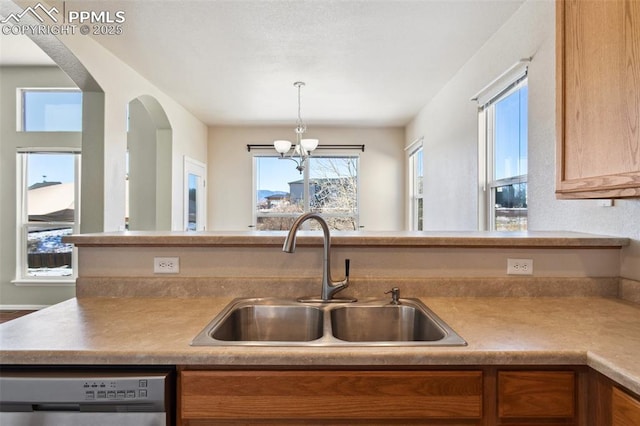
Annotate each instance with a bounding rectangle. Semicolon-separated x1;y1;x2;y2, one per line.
273;81;318;173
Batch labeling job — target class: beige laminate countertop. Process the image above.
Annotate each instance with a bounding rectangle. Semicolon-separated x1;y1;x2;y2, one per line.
64;230;629;248
1;296;639;395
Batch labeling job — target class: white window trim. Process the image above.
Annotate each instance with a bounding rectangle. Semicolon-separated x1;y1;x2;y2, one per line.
475;60;529;231
252;152;361;229
14;148;81;285
406;137;423;231
471;58;530;105
183;156;207;231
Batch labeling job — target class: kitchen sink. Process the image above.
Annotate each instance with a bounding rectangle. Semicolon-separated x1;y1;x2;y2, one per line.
330;305;446;342
211;304;323;342
191;297;466;347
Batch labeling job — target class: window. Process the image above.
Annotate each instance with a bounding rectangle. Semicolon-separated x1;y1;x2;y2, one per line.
254;155;359;231
184;157;207;231
19;89;82;131
477;63;528;231
408;141;424;231
16;150;81;281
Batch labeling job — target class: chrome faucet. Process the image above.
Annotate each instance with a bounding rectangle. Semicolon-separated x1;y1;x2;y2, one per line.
283;212;354;303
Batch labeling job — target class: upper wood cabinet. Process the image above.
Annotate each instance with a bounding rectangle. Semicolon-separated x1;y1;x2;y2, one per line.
556;0;640;198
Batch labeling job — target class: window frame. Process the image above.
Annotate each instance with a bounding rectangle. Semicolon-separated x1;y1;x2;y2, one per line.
17;87;82;132
14;148;81;285
184;156;207;231
407;138;424;231
477;65;528;231
252;153;361;230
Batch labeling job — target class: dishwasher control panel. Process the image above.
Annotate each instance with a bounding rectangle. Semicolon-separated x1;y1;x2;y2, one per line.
0;371;169;410
82;377;152;401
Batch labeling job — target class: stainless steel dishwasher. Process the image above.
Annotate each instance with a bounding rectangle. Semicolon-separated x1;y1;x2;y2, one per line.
0;369;173;426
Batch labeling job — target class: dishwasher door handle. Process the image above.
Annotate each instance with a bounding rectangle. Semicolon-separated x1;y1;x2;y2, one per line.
32;403;81;411
0;411;167;425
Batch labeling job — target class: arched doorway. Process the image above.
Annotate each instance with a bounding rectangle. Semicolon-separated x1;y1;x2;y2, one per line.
127;95;173;230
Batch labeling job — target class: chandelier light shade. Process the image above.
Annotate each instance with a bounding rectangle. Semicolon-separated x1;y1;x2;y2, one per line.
273;81;318;173
274;139;292;154
300;138;319;153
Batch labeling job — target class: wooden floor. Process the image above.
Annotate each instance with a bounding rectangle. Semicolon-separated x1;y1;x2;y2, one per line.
0;310;36;324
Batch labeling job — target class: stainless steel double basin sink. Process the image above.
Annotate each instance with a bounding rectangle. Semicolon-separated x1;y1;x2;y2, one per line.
191;297;466;347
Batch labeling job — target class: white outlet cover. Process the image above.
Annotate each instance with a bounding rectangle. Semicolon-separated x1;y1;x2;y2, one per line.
507;258;533;275
154;257;180;274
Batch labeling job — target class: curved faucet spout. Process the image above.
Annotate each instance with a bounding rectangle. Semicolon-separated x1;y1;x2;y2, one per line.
283;213;350;302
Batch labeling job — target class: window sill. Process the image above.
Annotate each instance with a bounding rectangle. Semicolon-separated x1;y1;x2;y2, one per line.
12;279;76;287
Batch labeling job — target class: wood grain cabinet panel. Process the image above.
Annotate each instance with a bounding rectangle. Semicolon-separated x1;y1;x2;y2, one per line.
180;370;483;423
498;371;575;419
612;387;640;426
556;0;640;198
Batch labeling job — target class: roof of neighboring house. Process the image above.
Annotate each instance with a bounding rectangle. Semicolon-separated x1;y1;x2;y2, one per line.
28;181;62;190
27;182;75;221
265;193;288;200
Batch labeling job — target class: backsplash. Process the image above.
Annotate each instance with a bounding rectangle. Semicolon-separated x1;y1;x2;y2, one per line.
67;231;633;300
76;276;622;299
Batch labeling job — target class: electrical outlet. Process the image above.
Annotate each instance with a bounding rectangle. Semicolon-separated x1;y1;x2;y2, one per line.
507;258;533;275
154;257;179;274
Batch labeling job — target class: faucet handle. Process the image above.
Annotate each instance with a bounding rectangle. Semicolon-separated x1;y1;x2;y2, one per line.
385;287;400;305
344;258;350;280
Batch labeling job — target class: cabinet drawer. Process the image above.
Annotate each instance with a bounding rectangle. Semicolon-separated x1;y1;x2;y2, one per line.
612;387;640;426
498;371;575;418
180;370;482;421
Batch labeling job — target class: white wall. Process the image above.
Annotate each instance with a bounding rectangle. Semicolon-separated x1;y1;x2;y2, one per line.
406;0;640;280
208;126;405;231
406;0;554;231
0;32;208;306
0;66;79;307
128;99;161;230
54;32;208;232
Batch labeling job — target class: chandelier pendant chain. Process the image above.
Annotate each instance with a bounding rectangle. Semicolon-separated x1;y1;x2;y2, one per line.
295;81;307;142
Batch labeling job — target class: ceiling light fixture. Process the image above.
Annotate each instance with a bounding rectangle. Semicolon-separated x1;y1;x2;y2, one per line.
273;81;318;174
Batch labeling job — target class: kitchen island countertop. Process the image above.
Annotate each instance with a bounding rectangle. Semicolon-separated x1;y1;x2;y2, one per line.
65;230;629;248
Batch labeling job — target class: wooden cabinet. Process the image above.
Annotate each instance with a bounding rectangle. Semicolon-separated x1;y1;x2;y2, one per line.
587;369;640;426
612;386;640;426
497;370;576;424
556;0;640;199
178;367;591;425
175;366;637;425
179;369;483;425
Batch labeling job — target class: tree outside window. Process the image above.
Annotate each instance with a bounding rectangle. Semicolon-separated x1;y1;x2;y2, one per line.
255;156;359;231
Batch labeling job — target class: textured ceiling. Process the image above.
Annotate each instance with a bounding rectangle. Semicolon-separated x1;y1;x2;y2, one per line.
1;0;526;126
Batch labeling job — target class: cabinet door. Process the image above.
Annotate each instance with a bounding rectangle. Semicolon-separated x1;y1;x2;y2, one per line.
612;387;640;426
180;370;482;423
498;371;575;420
556;0;640;198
